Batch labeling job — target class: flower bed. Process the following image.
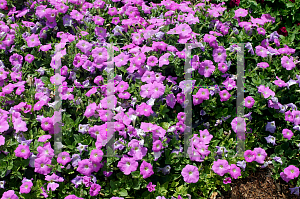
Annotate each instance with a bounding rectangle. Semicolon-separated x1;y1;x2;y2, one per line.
0;0;300;198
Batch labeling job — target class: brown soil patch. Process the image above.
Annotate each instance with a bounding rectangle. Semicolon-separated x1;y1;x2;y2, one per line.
215;166;300;199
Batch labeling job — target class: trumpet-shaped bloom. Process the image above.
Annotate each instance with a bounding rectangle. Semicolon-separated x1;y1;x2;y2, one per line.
229;164;241;179
181;164;199;183
253;147;267;164
15;144;31;159
284;165;299;179
244;96;255;108
77;159;93;176
159;53;171;67
198;60;215;77
281;56;296;70
140;161;154;179
117;156;138;175
212;46;227;63
212;159;230;176
25;34;41;47
282;129;293;140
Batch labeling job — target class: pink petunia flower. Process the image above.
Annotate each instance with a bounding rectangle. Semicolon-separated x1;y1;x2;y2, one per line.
234;8;248;18
229;164;241;179
1;190;18;199
199;60;215;78
34;155;52;175
146;182;156;192
50;73;66;85
253;147;267;164
199;129;213;144
223;177;231;184
257;85;275;98
150;82;165;99
57;151;71;166
84;102;97;118
284;165;299;179
213;46;227;63
25;54;35;63
25;34;41;47
273;76;287;87
70;10;84;21
15;144;31;159
77;159;93;176
89;184;101;196
117;156;138;175
231;117;246;135
257;62;269;68
255;46;268;58
282;129;293;140
159;53;171;67
45;173;64;191
13;118;28;133
152;140;162;152
181;164;199;183
212;159;230;176
244;150;256;162
89;149;104;163
219;90;231;102
281;56;296;70
140;160;154;179
136;102;153;117
0;119;9;133
244;96;255;108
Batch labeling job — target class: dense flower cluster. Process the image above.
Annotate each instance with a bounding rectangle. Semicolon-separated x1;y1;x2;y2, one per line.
0;0;299;198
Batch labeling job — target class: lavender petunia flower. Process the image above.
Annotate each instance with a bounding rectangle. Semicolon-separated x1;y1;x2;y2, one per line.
236;160;246;171
62;15;73;27
290;187;300;196
261;160;272;168
71;176;83;188
216;146;228;156
273;156;283;165
265;121;276;133
200;110;206;116
36;67;45;76
71;154;81;168
265;135;276;146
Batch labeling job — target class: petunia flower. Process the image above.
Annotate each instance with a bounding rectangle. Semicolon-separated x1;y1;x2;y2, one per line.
89;184;101;196
223;177;231;184
140;160;154;179
212;46;227;63
77;159;93;176
25;33;41;47
159;53;171;67
244;96;255;108
181;165;199;183
265;121;276;133
281;56;296;70
117;156;138;175
229;164;241;179
212;159;230;176
282;129;293;140
265;135;276;145
244;150;256;162
253;147;267;164
45;173;64;191
146;182;156;192
284;165;299;179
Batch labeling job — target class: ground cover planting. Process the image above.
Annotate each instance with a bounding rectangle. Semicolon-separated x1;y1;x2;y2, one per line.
0;0;299;198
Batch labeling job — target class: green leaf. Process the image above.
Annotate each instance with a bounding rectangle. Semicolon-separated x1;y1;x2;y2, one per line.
286;2;294;7
40;76;50;86
119;189;128;196
160;122;170;130
131;171;140;178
